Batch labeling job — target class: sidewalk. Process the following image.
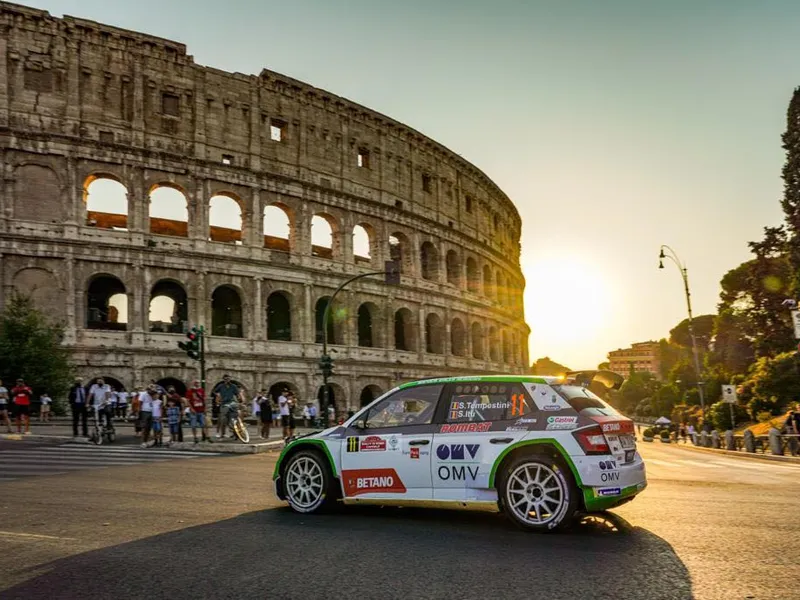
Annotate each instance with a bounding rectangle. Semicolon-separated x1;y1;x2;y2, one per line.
647;438;800;464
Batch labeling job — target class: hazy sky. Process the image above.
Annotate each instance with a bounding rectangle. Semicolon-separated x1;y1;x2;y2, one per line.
27;0;796;368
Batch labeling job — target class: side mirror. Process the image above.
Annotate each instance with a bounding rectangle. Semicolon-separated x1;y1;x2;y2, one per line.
354;419;366;430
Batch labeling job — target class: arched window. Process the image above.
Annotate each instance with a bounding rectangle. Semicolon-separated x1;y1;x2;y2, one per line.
425;313;444;354
394;308;415;351
357;304;373;347
209;194;242;244
353;224;372;262
87;275;128;330
489;326;500;362
267;292;292;341
211;285;243;338
311;214;336;259
149;185;188;237
466;257;479;293
420;242;439;281
483;264;494;298
315;296;340;345
446;250;461;286
451;318;466;357
149;280;188;333
264;204;291;251
85;176;128;230
389;233;413;275
471;322;484;359
359;385;383;407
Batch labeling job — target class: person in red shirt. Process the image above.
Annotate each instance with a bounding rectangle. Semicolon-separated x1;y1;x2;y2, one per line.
186;380;208;443
11;378;32;435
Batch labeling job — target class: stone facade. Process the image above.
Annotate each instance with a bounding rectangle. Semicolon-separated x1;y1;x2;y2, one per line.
0;2;530;410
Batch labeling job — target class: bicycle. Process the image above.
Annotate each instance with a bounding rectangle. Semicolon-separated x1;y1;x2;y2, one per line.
224;402;250;443
90;405;116;445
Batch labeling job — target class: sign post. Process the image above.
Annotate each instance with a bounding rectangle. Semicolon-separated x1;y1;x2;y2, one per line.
722;385;737;429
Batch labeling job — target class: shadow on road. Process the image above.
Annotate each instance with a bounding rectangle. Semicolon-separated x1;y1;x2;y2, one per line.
1;507;693;600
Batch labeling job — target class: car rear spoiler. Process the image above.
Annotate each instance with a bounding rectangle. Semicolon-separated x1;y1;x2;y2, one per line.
564;370;624;391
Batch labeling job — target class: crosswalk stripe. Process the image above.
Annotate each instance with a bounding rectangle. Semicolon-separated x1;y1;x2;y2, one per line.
0;450;195;460
51;445;220;457
0;462;141;470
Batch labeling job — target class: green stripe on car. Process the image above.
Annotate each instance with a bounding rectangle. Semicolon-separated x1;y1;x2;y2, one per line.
487;439;583;488
273;438;338;480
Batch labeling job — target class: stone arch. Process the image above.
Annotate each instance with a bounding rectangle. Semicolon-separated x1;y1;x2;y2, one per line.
266;291;292;341
149;279;188;334
209;193;243;244
483;264;494;298
450;317;466;357
84;174;128;229
15;164;63;223
353;223;374;262
389;232;414;275
420;241;439;281
268;381;300;404
315;295;344;345
425;312;444;354
466;257;480;293
488;325;500;362
87;274;128;330
359;384;383;407
211;285;244;338
357;301;381;348
88;375;126;393
156;377;187;396
446;249;461;286
471;322;485;360
12;267;64;321
394;307;416;352
149;183;189;237
311;213;338;259
317;381;347;411
264;203;293;251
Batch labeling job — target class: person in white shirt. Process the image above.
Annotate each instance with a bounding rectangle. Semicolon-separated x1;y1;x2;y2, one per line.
39;393;52;422
138;386;155;447
278;390;291;439
150;392;164;447
0;379;11;433
116;389;128;420
88;378;112;429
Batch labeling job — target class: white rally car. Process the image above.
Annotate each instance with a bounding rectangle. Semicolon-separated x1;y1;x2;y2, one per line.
273;374;646;532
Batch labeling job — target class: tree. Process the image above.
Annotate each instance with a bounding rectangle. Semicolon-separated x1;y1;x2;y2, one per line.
651;383;681;418
597;362;610;370
615;371;657;415
0;293;73;404
669;314;715;350
658;338;684;380
530;357;571;377
742;351;800;416
707;401;749;431
707;309;754;376
780;86;800;293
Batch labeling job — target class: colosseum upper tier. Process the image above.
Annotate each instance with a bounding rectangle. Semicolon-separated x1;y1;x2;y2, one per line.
0;2;530;409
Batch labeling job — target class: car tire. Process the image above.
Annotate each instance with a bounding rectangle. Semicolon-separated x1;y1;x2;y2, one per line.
498;453;578;532
283;449;336;514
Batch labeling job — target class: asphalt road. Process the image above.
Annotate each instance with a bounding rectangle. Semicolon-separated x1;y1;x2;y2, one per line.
0;439;797;600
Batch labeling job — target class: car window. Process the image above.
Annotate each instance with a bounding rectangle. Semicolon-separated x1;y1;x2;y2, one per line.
445;383;533;423
552;385;619;415
364;384;442;428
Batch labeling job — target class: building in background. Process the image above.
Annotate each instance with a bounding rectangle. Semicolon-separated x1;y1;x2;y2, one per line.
608;341;661;380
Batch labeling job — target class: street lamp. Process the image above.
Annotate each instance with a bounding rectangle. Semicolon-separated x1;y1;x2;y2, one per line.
658;245;707;424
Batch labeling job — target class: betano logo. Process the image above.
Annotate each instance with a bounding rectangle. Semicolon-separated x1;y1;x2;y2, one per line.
342;468;407;496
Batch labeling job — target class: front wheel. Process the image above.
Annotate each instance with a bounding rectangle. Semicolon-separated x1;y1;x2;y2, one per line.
499;454;578;532
233;417;250;443
283;449;335;514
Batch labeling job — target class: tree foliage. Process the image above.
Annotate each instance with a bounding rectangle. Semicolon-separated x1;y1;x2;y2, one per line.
669;314;715;350
615;371;657;415
780;86;800;293
530;357;571;377
0;293;73;401
707;401;749;431
741;351;800;417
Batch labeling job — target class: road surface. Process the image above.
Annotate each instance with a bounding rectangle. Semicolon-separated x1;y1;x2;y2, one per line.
0;439;796;600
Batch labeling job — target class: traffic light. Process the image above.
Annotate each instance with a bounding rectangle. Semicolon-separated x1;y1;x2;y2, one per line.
178;326;202;360
320;354;335;378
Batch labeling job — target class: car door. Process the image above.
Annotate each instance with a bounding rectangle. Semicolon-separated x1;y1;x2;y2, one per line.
339;383;444;501
432;382;538;502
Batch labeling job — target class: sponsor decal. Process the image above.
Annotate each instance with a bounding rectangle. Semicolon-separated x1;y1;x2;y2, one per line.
439;422;492;433
600;471;620;482
410;447;420;460
545;416;578;430
592;416;635;434
342;468;407;496
388;435;400;451
505;426;528;432
596;487;621;497
515;417;537;425
346;437;359;453
510;393;528;416
438;464;479;481
436;444;480;461
360;435;387;452
449;399;510;420
598;460;617;470
542;404;561;411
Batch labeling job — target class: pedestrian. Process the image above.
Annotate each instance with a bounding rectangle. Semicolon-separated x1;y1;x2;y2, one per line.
302;404;310;428
258;391;272;439
39;392;52;422
116;388;128;420
11;378;32;435
108;386;118;421
68;378;88;438
679;423;687;443
187;380;208;444
251;393;261;426
278;388;291;440
308;402;318;428
151;390;164;447
687;423;696;445
287;392;297;438
0;379;12;433
165;389;183;445
272;395;280;428
327;403;335;426
131;390;141;427
138;384;156;448
215;375;242;439
88;378;112;430
788;403;800;435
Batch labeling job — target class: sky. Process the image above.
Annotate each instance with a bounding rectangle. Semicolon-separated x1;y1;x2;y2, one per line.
28;0;799;368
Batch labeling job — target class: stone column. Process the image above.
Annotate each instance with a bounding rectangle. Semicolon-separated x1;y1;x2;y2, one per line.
248;188;262;247
138;266;151;332
65;156;78;225
64;257;77;344
0;30;9;128
294;202;312;256
303;283;313;343
253;277;264;340
340;213;354;265
196;271;208;330
417;305;426;359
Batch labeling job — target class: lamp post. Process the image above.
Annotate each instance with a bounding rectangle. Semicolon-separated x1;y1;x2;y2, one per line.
659;245;706;424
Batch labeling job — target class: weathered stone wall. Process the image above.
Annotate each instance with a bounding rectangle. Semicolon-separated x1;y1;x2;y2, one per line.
0;2;530;409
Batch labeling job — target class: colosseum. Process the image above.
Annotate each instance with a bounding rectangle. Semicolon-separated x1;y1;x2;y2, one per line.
0;2;529;411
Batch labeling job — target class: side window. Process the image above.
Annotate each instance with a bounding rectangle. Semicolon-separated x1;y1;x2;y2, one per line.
445;383;534;424
364;384;443;429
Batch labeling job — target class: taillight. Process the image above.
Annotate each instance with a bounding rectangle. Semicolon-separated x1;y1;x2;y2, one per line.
573;425;610;455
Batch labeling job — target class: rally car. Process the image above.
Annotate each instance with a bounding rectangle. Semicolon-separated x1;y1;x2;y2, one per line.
273;374;647;532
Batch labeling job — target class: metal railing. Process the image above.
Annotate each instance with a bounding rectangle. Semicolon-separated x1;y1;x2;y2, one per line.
683;430;800;456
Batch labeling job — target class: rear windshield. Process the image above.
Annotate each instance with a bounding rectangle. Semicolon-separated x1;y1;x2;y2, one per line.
552;385;620;416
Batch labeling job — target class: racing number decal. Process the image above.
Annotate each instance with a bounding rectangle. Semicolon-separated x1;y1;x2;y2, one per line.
510;393;528;416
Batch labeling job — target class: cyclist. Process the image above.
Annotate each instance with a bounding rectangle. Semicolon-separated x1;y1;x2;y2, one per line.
88;377;113;433
215;374;243;439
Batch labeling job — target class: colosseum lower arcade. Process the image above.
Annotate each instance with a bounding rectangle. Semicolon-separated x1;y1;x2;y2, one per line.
0;2;530;410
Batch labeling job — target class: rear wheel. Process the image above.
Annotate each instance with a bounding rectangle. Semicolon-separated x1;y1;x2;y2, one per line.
499;454;578;532
283;449;335;514
233;417;250;443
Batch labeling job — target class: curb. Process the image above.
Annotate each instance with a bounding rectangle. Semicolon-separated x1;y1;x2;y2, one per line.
0;433;81;442
669;442;800;464
167;440;283;454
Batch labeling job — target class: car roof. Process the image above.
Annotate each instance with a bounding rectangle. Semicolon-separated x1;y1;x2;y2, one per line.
398;375;561;389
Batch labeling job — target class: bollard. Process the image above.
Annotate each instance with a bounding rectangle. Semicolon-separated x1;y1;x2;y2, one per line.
711;430;720;449
725;430;735;451
744;429;755;453
691;432;699;446
700;431;709;447
788;436;799;457
768;427;783;455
